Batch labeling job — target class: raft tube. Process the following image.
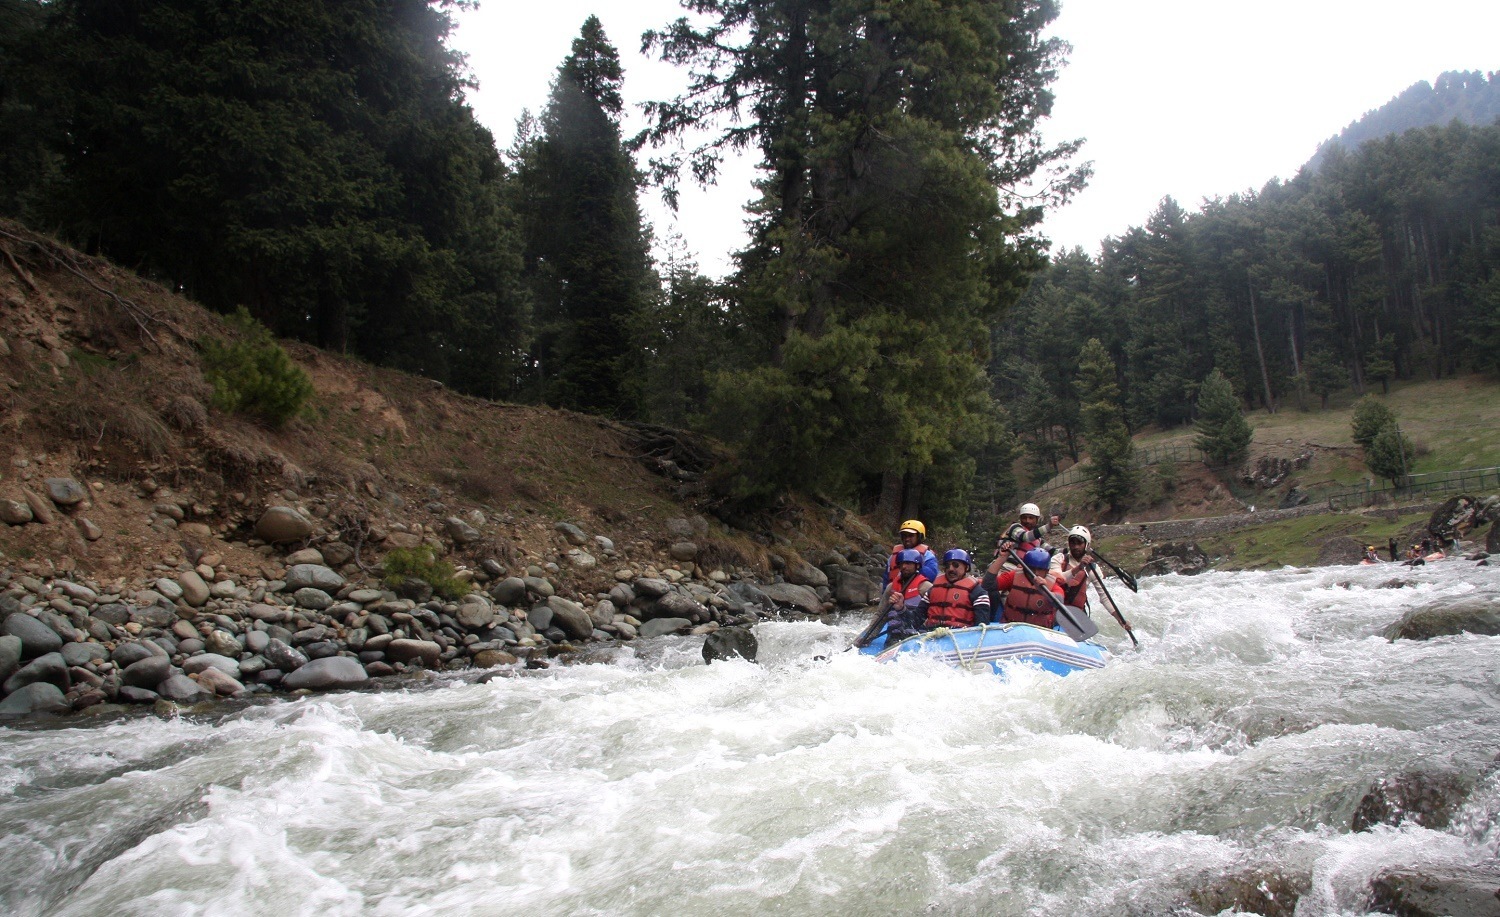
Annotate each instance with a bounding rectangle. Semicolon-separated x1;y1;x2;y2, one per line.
857;622;1109;677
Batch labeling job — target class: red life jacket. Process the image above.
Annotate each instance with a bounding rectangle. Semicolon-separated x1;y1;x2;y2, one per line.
887;542;931;583
925;575;979;628
892;573;928;611
1055;556;1089;607
1002;575;1057;628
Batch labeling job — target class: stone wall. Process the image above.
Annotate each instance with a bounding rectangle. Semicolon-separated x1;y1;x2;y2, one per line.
1092;500;1449;544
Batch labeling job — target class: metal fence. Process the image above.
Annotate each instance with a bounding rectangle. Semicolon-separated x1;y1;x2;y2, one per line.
1035;444;1207;493
1322;466;1500;511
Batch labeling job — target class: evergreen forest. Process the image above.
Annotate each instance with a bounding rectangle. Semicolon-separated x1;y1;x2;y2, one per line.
1;0;1497;538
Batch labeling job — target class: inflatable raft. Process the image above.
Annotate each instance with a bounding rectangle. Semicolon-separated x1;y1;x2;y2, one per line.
856;621;1110;677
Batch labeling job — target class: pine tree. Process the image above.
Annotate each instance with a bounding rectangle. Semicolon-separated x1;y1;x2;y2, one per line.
1194;369;1253;467
1076;338;1135;515
643;0;1084;513
1350;397;1397;449
1366;425;1413;486
515;16;654;417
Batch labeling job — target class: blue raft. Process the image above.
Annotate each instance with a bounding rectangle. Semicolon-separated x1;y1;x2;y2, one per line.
856;622;1110;677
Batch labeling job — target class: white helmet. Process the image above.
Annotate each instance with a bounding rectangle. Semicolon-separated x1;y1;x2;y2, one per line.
1068;525;1092;545
1018;502;1041;518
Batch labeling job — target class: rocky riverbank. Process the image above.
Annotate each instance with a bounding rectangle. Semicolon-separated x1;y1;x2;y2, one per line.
0;477;887;718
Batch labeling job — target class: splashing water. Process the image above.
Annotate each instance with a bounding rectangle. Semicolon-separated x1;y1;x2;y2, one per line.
3;563;1498;916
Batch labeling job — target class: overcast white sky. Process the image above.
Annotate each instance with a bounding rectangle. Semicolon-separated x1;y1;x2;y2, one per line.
451;0;1500;277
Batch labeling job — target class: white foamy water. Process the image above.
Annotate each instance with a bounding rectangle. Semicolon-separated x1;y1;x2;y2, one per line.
3;564;1499;916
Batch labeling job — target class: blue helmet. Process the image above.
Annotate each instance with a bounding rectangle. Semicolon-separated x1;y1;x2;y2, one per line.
1023;548;1052;570
898;548;922;565
942;548;972;570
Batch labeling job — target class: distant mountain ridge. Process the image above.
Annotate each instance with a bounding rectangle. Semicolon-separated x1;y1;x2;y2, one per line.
1308;70;1500;170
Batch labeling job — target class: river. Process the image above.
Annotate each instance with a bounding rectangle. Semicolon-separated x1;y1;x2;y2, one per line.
3;563;1498;916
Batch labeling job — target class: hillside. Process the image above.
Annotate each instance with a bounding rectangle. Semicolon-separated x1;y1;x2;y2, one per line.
1308;69;1500;170
0;220;878;605
1030;375;1500;525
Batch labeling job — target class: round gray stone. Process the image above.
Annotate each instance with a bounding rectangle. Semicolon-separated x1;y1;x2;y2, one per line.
255;507;314;544
4;652;69;694
121;655;174;689
60;643;108;667
0;682;70;716
157;674;214;704
2;613;63;658
280;656;369;691
182;653;242;680
283;564;345;593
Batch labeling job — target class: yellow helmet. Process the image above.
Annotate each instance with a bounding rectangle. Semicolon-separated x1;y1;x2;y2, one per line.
899;519;926;537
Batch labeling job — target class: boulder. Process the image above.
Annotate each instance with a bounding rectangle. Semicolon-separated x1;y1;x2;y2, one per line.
157;674;214;704
43;477;88;506
1315;536;1367;567
0;499;33;524
784;559;829;589
638;618;692;638
1427;494;1483;541
194;667;246;696
455;599;496;630
1352;767;1472;831
262;638;309;672
444;516;481;545
727;582;774;612
205;630;241;658
668;542;699;562
1384;598;1500;641
1137;542;1211;577
703;627;758;664
3;652;70;694
60;642;108;667
283;564;345;592
1368;863;1500;917
0;635;21;681
633;578;672;599
22;488;57;524
489;577;527;606
385;639;441;666
833;568;880;607
0;682;70;717
281;657;368;691
761;583;823;614
255;507;314;544
472;649;519;668
121;655;173;689
111;642;161;668
546;596;594;640
183;653;242;680
2;612;63;658
1488;521;1500;556
645;591;706;622
293;588;334;610
177;570;210;607
554;522;589;546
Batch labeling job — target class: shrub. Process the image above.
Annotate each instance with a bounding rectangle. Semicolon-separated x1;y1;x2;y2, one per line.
381;545;470;600
1350;396;1396;450
200;307;313;428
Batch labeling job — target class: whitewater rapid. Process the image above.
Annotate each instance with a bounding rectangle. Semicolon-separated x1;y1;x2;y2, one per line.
3;563;1498;916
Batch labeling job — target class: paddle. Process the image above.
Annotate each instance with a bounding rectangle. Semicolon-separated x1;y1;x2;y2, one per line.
1006;549;1094;642
1088;563;1139;648
1088;547;1139;593
852;598;892;649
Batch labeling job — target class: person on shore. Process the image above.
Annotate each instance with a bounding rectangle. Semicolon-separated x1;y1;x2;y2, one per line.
882;520;939;591
917;549;991;630
1049;526;1095;610
1387;537;1399;562
984;548;1065;630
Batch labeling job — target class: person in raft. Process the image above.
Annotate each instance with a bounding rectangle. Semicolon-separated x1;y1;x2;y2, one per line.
984;547;1066;630
882;519;939;591
1048;526;1096;610
995;502;1047;570
878;548;933;646
914;549;992;630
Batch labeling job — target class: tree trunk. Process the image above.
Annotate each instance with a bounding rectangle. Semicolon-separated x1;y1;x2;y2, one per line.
1246;275;1276;413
